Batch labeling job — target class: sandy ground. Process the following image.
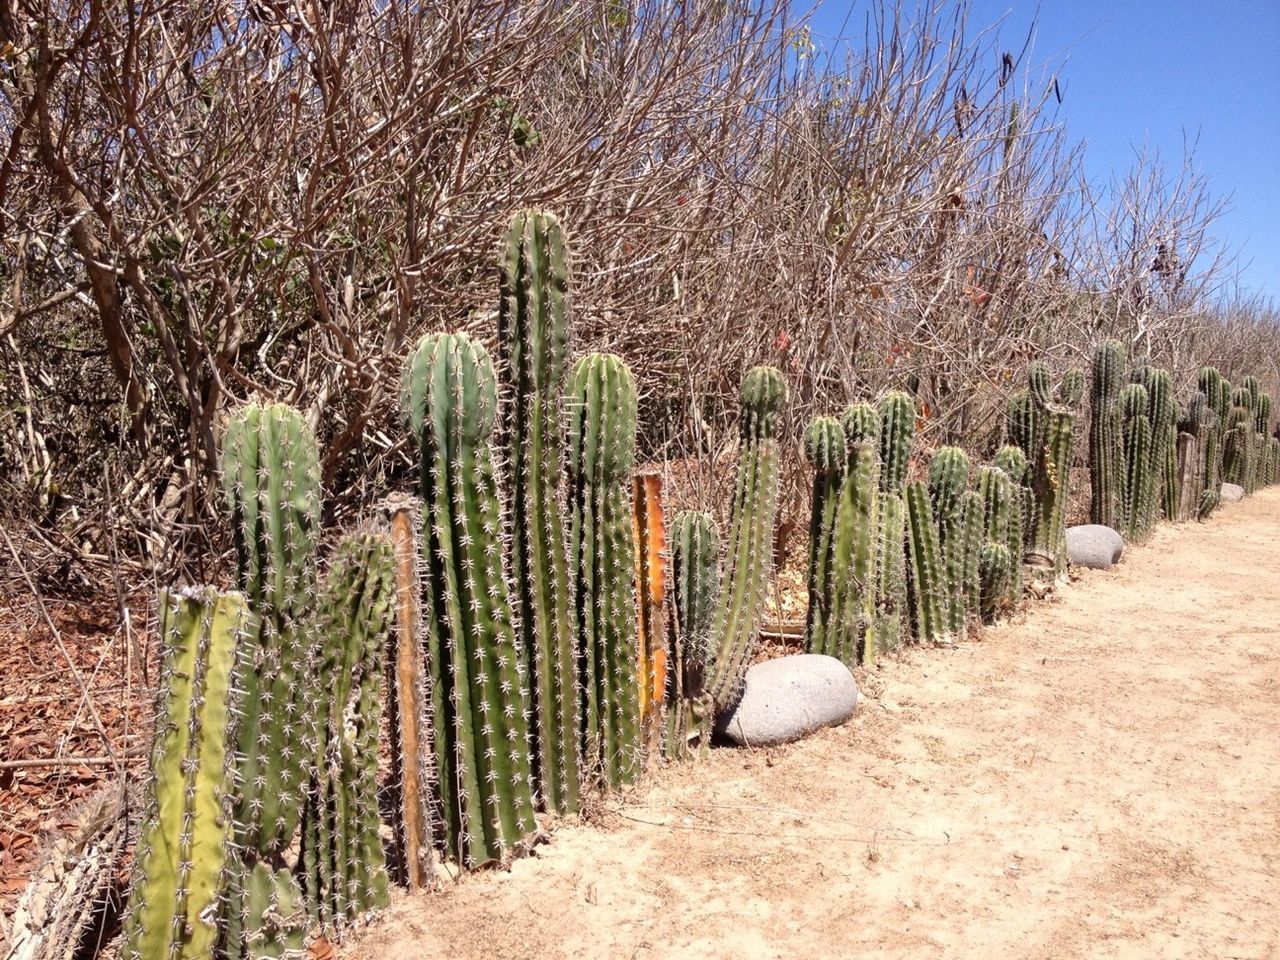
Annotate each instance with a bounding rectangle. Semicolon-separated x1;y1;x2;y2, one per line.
345;490;1280;960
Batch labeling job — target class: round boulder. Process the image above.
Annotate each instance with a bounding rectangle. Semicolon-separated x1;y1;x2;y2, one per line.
1221;482;1246;503
717;654;858;748
1065;524;1125;570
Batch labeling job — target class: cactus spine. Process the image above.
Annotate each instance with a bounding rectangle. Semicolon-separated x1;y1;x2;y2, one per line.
706;367;785;711
567;353;641;788
928;447;970;635
401;332;537;867
301;535;395;931
497;210;580;814
905;481;946;643
122;588;246;960
802;416;847;654
1089;340;1126;528
665;511;719;760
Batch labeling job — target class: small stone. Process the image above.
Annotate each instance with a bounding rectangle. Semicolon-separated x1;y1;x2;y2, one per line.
717;654;858;747
1220;483;1245;503
1065;525;1124;569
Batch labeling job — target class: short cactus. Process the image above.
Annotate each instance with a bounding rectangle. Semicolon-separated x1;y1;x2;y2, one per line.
567;353;642;788
401;332;537;867
301;534;395;931
706;367;785;712
497;210;580;815
978;543;1011;623
665;511;720;760
122;588;246;960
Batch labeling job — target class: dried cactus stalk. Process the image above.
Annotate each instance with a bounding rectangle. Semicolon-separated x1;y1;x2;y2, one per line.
633;471;668;756
664;511;720;760
497;209;580;815
301;534;395;932
706;367;786;712
122;588;246;960
567;353;642;788
401;331;537;868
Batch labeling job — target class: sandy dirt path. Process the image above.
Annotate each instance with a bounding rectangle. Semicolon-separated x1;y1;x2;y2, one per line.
347;490;1280;960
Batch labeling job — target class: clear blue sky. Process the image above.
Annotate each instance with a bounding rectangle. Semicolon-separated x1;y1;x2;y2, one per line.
807;1;1280;300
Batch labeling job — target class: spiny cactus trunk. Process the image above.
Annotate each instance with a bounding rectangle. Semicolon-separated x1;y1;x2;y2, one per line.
875;492;908;651
822;441;880;666
959;491;985;621
905;481;946;643
1030;410;1074;576
1120;384;1153;542
567;353;642;789
665;511;719;761
928;447;970;636
301;535;395;932
706;367;785;713
802;417;846;656
221;403;320;859
1089;340;1126;527
401;332;537;868
632;471;668;757
978;544;1011;624
497;209;580;815
243;862;307;959
122;588;246;960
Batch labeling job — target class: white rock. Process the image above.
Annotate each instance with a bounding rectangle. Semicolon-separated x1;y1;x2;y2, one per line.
718;654;857;747
1221;483;1245;503
1065;524;1124;569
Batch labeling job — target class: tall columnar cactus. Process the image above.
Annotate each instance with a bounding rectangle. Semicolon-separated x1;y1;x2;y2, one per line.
1057;367;1085;407
816;441;880;666
1027;361;1053;408
706;366;785;712
803;416;847;654
566;353;642;788
958;491;985;620
496;209;580;814
877;391;914;493
1223;405;1254;490
301;535;395;932
876;491;908;651
1198;367;1229;505
1120;383;1153;541
1142;368;1176;522
220;403;320;858
1007;390;1042;470
633;472;668;754
991;446;1027;600
1241;375;1261;410
978;544;1011;624
1255;392;1273;436
122;588;246;960
905;481;946;643
401;332;537;867
1090;340;1127;528
665;511;720;760
928;447;970;636
1030;408;1074;576
841;402;881;446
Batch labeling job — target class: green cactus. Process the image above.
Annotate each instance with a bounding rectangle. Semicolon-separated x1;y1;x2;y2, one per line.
1089;340;1127;528
122;589;246;960
220;403;320;858
1008;390;1042;470
803;416;847;654
706;366;786;711
928;447;970;636
665;511;720;760
1197;368;1229;509
566;353;641;789
1255;392;1272;436
401;332;537;867
1057;367;1085;407
875;492;908;651
1197;487;1221;519
905;481;946;643
818;441;880;666
1029;408;1074;576
1027;361;1053;408
991;446;1027;599
958;491;985;621
1143;368;1176;522
243;863;307;960
841;402;881;446
877;391;914;493
497;209;580;815
1120;383;1153;541
978;544;1011;624
1241;375;1260;410
301;535;395;932
1223;405;1254;490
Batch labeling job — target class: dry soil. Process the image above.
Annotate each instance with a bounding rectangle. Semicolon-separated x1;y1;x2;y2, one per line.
345;489;1280;960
